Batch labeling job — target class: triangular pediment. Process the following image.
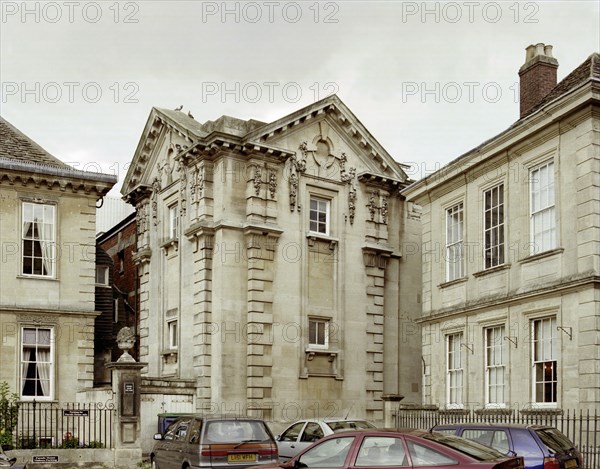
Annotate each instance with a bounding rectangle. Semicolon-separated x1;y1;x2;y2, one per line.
244;95;409;183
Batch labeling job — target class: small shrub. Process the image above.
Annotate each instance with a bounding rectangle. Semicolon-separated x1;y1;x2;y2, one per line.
0;382;19;448
60;432;80;448
86;440;104;448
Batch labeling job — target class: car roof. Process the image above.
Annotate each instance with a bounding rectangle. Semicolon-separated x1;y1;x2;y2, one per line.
288;418;372;423
171;414;268;422
434;423;555;430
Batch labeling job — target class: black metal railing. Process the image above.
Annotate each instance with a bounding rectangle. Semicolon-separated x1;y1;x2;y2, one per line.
395;407;599;469
3;401;115;449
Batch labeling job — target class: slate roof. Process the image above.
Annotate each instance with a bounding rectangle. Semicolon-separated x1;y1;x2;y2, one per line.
522;52;600;118
0;117;70;168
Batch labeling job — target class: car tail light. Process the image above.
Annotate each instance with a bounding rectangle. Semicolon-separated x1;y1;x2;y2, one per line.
200;445;227;457
543;457;560;469
257;447;277;456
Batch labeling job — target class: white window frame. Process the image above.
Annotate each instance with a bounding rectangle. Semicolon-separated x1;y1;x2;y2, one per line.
446;332;464;408
21;202;56;277
167;319;178;350
485;325;506;408
96;265;110;286
529;161;555;254
308;318;329;349
20;326;54;401
532;317;557;406
168;203;179;239
309;197;330;236
445;203;464;282
483;184;505;269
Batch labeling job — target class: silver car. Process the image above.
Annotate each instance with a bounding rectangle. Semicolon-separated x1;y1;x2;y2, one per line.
275;418;375;461
151;416;278;469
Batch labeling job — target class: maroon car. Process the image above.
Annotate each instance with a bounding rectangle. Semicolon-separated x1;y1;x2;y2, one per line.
273;429;525;468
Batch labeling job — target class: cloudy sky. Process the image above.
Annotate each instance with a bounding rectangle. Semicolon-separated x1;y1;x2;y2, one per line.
1;1;598;196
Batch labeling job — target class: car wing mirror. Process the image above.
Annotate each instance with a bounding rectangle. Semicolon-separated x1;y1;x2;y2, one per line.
275;435;281;441
154;433;164;440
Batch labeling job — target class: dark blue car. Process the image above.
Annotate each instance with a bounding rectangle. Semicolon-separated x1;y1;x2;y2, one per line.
432;423;582;469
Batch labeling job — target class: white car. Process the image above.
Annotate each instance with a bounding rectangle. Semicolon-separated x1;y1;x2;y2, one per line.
276;418;375;461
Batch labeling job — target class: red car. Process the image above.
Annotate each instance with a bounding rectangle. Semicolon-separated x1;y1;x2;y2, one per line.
272;429;525;468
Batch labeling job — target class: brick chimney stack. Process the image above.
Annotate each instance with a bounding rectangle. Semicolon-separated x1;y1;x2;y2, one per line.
518;43;559;118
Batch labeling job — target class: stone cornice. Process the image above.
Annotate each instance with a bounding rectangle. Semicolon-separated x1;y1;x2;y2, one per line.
0;158;116;196
417;274;600;324
0;306;100;317
358;172;410;194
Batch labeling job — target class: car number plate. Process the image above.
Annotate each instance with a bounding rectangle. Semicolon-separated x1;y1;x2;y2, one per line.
227;453;257;463
564;459;577;468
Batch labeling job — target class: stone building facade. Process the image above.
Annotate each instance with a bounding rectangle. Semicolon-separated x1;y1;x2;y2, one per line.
402;45;600;413
121;95;423;428
0;117;116;405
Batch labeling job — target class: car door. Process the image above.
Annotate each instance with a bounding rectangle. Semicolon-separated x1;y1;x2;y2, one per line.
295;422;325;454
277;421;307;461
160;419;190;469
293;435;356;468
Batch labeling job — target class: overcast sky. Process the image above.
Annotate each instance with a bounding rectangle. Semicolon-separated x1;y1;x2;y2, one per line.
1;1;598;196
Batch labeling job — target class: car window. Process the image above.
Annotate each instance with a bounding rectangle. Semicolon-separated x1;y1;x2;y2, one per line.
421;433;506;461
511;429;542;458
204;420;271;443
327;420;375;432
462;429;509;454
174;422;189;441
535;428;575;453
280;422;305;442
406;440;458;466
297;436;354;467
356;436;409;467
301;423;324;443
163;421;178;440
188;419;202;444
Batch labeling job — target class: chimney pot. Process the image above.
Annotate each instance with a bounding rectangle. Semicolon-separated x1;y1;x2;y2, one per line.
544;45;553;58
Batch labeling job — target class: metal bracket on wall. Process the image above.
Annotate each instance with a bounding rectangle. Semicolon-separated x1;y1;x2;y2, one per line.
503;336;518;348
557;326;572;340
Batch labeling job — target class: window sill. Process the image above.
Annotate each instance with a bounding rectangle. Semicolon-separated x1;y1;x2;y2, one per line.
520;248;564;264
305;348;337;362
438;277;468;289
472;264;511;278
16;275;58;281
520;406;561;415
306;233;338;249
439;408;469;415
161;350;178;364
160;238;179;256
475;407;511;416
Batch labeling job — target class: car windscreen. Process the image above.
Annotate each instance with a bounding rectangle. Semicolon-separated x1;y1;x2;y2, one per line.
535;428;576;453
422;433;508;461
204;420;271;443
327;421;375;432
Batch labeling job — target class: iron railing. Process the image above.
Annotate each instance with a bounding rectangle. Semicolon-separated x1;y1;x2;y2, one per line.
2;401;115;449
395;407;599;469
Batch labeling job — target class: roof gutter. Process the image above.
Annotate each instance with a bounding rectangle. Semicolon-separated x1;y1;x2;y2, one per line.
0;157;118;184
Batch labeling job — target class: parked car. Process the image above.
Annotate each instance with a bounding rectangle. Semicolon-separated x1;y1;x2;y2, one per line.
151;415;278;469
276;418;375;461
431;423;582;469
271;429;524;468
